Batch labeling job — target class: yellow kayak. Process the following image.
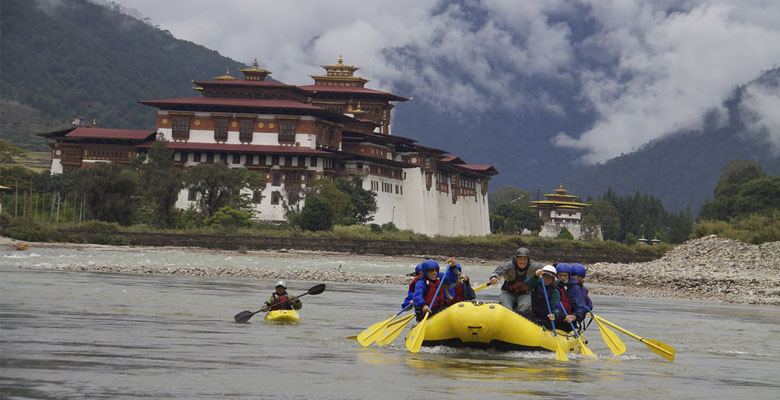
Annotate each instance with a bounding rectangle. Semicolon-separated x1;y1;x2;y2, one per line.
421;301;581;353
264;309;301;323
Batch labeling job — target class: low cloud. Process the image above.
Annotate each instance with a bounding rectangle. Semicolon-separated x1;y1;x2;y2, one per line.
112;0;780;163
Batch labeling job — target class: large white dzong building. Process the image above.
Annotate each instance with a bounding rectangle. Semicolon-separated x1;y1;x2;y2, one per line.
42;57;498;236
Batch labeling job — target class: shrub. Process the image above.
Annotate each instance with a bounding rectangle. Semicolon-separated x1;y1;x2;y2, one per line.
204;206;252;230
557;227;574;240
106;234;130;246
381;222;399;232
79;220;120;232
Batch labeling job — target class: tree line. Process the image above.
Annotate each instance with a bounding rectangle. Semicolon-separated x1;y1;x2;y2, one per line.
0;140;378;233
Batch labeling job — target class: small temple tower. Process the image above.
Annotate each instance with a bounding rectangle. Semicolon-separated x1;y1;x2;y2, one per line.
530;185;591;239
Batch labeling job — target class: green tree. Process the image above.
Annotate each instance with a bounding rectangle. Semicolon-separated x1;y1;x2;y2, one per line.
585;199;620;241
580;214;602;241
336;176;377;224
488;186;530;211
77;163;140;225
204;205;252;230
700;159;765;220
184;163;263;218
0;140;29;163
140;140;183;228
557;227;574;240
733;175;780;216
492;202;542;233
667;207;694;244
299;195;333;231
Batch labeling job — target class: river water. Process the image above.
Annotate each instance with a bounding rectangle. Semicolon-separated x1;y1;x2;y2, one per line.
1;246;779;399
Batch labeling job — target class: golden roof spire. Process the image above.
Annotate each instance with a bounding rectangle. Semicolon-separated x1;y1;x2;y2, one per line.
239;58;271;80
338;54;343;64
215;68;237;80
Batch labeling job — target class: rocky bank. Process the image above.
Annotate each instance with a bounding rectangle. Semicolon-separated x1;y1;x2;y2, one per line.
2;235;778;306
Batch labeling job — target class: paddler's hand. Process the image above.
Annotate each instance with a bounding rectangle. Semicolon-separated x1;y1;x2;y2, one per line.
461;274;469;284
261;305;268;312
422;305;431;314
564;315;576;323
547;313;555;321
292;296;298;301
490;277;498;286
447;258;456;267
535;269;543;278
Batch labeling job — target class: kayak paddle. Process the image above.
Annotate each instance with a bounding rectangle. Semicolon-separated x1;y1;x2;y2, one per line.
405;264;451;353
234;283;326;323
541;278;568;361
357;304;412;346
558;304;596;358
593;315;675;362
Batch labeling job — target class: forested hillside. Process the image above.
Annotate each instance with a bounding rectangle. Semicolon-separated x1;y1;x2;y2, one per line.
0;0;246;151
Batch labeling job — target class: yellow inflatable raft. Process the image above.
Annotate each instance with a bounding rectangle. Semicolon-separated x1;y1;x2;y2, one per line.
420;301;581;353
264;309;301;323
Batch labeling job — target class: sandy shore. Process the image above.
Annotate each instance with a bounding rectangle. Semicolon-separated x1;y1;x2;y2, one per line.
3;235;778;306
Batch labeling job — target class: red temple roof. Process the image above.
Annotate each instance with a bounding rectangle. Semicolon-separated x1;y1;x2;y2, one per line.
65;127;156;140
139;97;323;110
300;85;409;101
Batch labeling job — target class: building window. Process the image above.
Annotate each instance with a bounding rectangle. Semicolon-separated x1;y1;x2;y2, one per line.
232;154;241;164
278;120;296;143
271;191;281;205
172;115;191;141
286;170;301;185
310;157;318;168
272;155;279;165
252;190;263;204
188;188;197;201
214;118;228;142
206;153;214;163
371;180;379;191
239;118;254;143
272;171;281;186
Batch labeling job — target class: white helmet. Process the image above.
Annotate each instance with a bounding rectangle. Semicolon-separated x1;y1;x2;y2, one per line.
275;280;287;288
541;265;557;277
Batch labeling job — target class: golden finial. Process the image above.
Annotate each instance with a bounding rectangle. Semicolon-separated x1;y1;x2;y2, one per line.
253;58;259;68
215;68;237;80
338;54;343;64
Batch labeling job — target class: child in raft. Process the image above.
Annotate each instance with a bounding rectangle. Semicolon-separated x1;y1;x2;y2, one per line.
260;280;302;312
521;265;562;330
552;263;587;333
411;259;461;321
571;263;593;310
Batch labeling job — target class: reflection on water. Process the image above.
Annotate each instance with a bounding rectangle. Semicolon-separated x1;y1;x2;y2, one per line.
2;246;780;399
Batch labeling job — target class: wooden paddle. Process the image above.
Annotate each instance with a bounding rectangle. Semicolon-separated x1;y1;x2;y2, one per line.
541;277;568;361
234;283;326;323
593;315;675;362
558;303;596;358
376;281;491;347
405;265;451;353
584;305;626;356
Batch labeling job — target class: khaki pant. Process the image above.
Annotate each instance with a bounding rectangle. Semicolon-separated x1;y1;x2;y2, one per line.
499;291;531;312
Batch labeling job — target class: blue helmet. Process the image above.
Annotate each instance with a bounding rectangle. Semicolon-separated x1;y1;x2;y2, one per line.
555;263;571;275
571;263;586;277
421;259;440;276
414;263;423;275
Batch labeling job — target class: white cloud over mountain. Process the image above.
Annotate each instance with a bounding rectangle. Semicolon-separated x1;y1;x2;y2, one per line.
111;0;780;163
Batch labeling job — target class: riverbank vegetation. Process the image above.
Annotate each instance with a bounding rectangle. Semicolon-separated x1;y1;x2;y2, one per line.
2;139;777;249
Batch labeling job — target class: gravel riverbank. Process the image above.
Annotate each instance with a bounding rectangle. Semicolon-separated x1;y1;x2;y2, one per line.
3;235;778;306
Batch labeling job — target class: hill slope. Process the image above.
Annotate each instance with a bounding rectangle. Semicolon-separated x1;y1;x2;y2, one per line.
0;0;246;151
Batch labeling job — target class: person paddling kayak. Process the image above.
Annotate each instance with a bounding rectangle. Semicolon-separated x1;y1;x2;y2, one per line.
261;280;302;312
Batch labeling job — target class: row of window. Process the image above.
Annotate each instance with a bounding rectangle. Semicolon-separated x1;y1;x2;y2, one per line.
171;115;297;144
370;180;403;195
175;152;321;168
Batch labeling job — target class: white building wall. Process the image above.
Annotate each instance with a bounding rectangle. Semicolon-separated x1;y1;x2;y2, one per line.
51;157;63;174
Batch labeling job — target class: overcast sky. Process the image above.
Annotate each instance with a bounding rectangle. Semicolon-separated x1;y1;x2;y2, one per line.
108;0;780;164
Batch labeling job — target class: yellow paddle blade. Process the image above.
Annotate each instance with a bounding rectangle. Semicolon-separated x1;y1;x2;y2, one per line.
405;313;429;353
357;315;396;346
376;314;415;346
578;336;597;358
594;317;627;356
643;339;676;362
554;339;569;361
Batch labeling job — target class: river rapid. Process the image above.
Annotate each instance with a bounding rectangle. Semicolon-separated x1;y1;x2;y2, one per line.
1;245;779;399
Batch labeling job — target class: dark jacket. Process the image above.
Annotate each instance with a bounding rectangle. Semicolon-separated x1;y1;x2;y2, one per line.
554;280;587;321
525;275;561;319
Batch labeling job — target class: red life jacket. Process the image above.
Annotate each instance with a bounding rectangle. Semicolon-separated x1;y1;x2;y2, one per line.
445;282;466;306
558;286;572;314
422;278;446;312
408;275;422;292
270;293;293;310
